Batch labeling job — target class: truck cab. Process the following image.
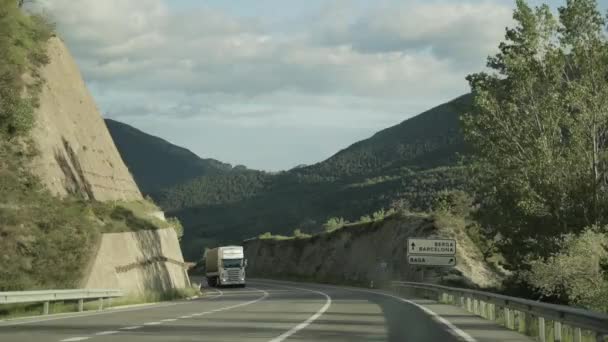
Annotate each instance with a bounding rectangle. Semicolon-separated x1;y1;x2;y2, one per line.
205;245;247;287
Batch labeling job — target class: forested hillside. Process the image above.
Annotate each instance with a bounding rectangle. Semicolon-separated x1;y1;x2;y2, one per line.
105;119;234;194
112;94;472;259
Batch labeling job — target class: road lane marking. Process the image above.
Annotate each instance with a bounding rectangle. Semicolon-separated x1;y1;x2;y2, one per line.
179;316;193;319
94;331;118;336
120;326;142;330
60;338;90;341
143;322;162;325
162;318;178;322
331;287;477;342
261;284;332;342
256;279;477;342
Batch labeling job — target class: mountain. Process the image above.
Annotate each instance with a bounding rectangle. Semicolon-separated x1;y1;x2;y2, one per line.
105;119;233;194
138;94;473;259
299;93;471;178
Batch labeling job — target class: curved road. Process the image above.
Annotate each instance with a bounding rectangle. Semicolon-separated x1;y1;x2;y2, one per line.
0;279;532;342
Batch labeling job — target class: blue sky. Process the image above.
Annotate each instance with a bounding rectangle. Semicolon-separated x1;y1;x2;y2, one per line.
40;0;608;171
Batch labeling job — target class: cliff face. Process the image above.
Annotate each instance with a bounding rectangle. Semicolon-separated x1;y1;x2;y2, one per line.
29;37;141;201
24;37;190;293
244;213;503;289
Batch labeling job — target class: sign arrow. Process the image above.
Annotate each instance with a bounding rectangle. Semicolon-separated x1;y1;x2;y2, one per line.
411;242;416;250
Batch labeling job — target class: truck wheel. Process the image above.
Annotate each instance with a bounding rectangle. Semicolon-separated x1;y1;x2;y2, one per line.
206;277;215;287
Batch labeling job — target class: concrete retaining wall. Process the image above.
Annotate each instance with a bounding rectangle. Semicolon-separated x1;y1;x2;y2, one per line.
84;228;190;295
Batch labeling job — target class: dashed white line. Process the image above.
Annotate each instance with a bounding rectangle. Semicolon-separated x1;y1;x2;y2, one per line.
120;326;142;330
179;315;193;319
94;331;118;336
161;318;178;322
60;338;90;342
143;322;162;325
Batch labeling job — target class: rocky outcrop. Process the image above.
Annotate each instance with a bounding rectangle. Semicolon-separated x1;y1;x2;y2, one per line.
29;37;141;201
244;213;503;289
84;228;190;295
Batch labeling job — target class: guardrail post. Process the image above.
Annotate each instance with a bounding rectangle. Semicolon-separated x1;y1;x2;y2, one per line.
574;327;582;342
78;299;84;312
518;311;526;334
554;321;562;342
474;299;479;315
98;298;104;311
43;301;50;315
504;307;511;328
467;297;472;312
538;316;546;342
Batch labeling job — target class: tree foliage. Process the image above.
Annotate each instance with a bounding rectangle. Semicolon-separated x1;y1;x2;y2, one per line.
526;228;608;312
462;0;608;268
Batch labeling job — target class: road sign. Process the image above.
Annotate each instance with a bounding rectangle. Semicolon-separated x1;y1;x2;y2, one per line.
407;238;456;255
408;255;456;266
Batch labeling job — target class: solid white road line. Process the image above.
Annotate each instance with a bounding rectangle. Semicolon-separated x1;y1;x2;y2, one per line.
257;279;477;342
261;284;332;342
161;318;178;322
60;338;90;342
94;331;118;336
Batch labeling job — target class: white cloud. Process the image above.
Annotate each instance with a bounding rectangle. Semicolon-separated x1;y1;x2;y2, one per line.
37;0;514;170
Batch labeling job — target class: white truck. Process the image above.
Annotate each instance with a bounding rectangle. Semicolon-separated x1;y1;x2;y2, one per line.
204;246;247;287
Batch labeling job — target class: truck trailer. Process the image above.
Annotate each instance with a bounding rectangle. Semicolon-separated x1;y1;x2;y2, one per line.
204;246;247;287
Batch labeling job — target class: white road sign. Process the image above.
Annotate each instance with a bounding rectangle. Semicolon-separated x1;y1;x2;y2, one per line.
407;238;456;255
408;255;456;266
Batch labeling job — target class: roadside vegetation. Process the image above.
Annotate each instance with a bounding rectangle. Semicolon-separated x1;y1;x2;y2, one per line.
461;0;608;312
251;0;608;314
0;1;185;292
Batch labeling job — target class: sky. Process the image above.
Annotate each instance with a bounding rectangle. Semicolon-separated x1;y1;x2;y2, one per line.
36;0;608;171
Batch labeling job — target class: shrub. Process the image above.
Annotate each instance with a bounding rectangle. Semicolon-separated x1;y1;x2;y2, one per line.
526;228;608;313
359;215;372;223
432;190;473;217
0;0;54;136
258;232;272;239
293;229;311;239
324;217;346;232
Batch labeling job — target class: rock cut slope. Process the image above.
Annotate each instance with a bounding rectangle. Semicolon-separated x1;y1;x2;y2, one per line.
29;37;141;201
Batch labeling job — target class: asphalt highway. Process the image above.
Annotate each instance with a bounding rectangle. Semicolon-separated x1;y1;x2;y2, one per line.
0;279;533;342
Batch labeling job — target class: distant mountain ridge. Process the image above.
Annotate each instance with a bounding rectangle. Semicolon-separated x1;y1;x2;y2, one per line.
105;119;233;194
298;93;471;178
108;94;472;259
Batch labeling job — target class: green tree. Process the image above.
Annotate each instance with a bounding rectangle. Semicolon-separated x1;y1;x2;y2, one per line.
526;228;608;312
432;190;473;217
462;0;608;268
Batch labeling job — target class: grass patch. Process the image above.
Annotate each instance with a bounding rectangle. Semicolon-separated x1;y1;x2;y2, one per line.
0;0;54;136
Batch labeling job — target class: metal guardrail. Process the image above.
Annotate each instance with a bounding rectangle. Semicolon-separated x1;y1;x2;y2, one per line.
0;289;124;315
391;281;608;342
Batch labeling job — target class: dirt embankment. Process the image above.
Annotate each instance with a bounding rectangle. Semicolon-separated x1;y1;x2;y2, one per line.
244;213;503;289
29;37;141;201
